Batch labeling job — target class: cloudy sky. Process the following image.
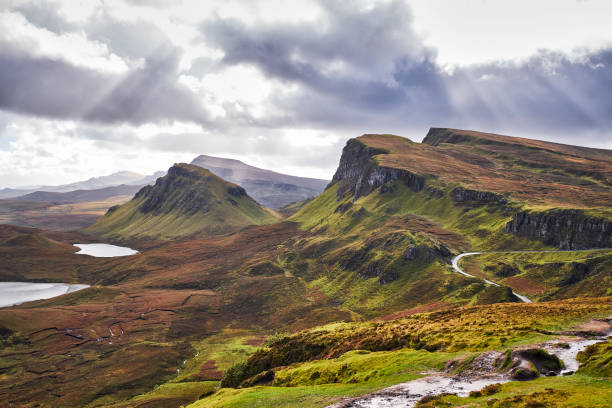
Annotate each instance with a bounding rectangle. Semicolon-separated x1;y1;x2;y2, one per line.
1;0;611;187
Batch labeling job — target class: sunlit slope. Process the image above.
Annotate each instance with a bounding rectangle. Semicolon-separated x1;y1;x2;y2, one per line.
368;128;612;208
293;130;611;249
86;163;279;240
192;297;612;408
281;130;611;316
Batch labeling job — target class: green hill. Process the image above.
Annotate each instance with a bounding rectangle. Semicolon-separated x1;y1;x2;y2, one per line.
85;163;279;240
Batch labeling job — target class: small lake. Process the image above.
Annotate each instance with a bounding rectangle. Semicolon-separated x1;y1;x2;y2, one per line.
0;282;90;308
74;243;139;257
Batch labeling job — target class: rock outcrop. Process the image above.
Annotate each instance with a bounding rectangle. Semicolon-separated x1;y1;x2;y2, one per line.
87;163;278;240
451;187;508;204
328;138;425;200
136;164;215;215
505;210;611;249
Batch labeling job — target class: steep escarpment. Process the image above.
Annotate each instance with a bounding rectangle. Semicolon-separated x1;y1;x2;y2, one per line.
86;163;278;240
293;130;611;300
328;137;425;200
134;164;249;215
506;210;611;249
450;187;508;204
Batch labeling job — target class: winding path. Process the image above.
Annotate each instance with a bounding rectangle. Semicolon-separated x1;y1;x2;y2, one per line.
451;248;612;303
451;252;531;302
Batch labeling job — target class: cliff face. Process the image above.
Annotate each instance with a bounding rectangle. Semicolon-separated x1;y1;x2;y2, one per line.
320;133;611;251
135;164;216;215
328;138;425;200
450;187;508;204
422;127;475;146
87;163;278;240
505;210;611;249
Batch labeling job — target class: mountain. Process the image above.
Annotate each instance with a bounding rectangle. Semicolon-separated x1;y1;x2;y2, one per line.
286;129;611;308
0;188;31;199
190;155;328;208
13;184;143;203
319;129;611;246
0;171;165;199
1;129;610;408
51;171;163;192
85;163;279;240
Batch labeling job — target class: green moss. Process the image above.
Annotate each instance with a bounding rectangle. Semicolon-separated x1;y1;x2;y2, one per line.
220;298;611;388
577;341;612;377
273;348;456;387
422;374;612;407
191;349;457;408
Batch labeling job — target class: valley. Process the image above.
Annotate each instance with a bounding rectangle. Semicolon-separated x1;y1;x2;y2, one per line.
0;129;610;408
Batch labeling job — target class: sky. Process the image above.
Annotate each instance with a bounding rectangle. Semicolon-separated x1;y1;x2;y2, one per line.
0;0;611;187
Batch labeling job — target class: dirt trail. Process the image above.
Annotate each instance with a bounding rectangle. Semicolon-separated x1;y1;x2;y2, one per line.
451;248;612;303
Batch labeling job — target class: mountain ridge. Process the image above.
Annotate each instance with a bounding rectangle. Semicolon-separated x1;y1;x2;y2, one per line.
0;171;165;199
190;155;328;208
321;129;611;249
12;184;143;204
85;163;279;240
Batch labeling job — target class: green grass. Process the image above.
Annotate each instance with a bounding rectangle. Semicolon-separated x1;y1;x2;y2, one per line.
280;181;551;317
273;348;458;386
101;381;217;408
419;374;612;407
188;383;386;408
189;348;458;408
577;341;612;378
188;299;612;408
217;298;612;389
172;331;264;383
291;181;546;252
470;250;612;300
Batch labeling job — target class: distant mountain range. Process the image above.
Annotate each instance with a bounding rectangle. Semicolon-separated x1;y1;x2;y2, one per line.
14;184;144;204
0;171;165;200
1;157;328;210
190;155;328;208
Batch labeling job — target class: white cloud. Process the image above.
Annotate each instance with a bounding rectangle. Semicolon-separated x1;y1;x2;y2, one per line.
410;0;612;66
0;10;128;73
0;0;611;188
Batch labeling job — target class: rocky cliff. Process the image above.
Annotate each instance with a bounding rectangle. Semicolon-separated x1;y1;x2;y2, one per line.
450;187;508;204
87;163;278;240
505;210;611;249
328;138;425;200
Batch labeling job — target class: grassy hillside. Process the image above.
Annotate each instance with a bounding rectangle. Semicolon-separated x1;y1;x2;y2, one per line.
369;129;612;208
86;163;279;240
192;297;612;408
462;250;612;301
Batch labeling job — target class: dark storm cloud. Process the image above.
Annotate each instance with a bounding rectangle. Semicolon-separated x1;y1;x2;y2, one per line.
447;50;612;133
202;0;430;100
0;4;212;126
0;45;211;126
200;0;612;143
